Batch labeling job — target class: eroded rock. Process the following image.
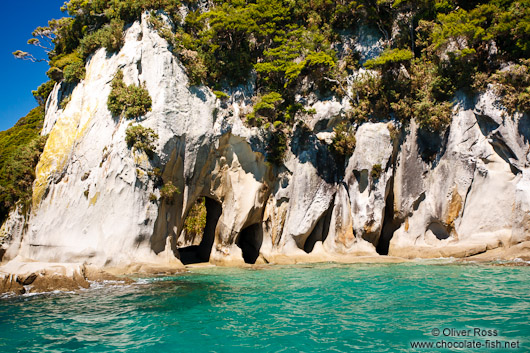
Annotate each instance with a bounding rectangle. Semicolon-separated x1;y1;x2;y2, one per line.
0;14;529;285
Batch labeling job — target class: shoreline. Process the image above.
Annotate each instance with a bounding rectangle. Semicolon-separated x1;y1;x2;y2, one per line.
1;248;529;297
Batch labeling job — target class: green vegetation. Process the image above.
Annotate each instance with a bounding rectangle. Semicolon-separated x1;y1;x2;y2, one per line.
47;52;86;83
108;70;152;119
371;164;382;180
0;107;47;224
266;131;287;165
125;123;158;157
490;59;530;115
331;122;356;159
246;92;284;126
32;80;55;106
213;90;229;100
364;48;414;70
7;0;530;190
160;181;180;201
79;19;124;58
184;197;207;236
346;0;530;131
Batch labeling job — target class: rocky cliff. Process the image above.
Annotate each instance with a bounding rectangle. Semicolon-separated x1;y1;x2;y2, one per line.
1;14;529;287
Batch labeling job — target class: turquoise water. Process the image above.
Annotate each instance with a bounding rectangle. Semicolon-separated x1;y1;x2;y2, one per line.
0;262;529;352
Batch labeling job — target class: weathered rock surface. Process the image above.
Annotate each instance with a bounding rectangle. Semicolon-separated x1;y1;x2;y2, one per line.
0;261;89;295
1;15;530;291
389;93;529;258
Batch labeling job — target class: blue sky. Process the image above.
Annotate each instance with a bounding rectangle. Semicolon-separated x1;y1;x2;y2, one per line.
0;1;65;131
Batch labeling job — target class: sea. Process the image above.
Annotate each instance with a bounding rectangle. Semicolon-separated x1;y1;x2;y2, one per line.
1;261;529;352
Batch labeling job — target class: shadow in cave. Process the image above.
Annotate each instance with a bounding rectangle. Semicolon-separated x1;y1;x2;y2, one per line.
236;224;263;264
179;198;222;265
304;199;334;253
377;179;402;255
416;126;450;168
290;124;340;184
476;114;521;174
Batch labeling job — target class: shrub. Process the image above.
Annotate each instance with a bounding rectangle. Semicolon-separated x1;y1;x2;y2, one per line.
409;60;453;131
184;197;207;236
108;70;152;119
371;164;382;180
247;92;284;125
331;122;356;158
46;67;63;82
79;19;124;58
100;20;125;53
180;49;208;85
32;80;55;106
126;85;153;118
387;122;400;142
364;48;414;70
149;193;158;202
490;59;530;115
254;92;284;118
125;124;158;157
46;52;86;83
63;60;86;83
266;131;287;165
388;60;454;132
213;90;230;100
413;98;453;132
350;73;389;121
148;167;162;178
160;181;179;200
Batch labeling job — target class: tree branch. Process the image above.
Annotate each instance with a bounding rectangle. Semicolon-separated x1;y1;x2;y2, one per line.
12;50;49;64
323;76;354;102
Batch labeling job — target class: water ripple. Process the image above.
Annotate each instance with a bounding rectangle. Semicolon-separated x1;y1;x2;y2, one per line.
0;263;529;352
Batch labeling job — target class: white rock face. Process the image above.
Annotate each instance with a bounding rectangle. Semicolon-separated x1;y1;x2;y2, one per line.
9;16;218;268
389;93;529;259
345;123;394;246
1;15;530;275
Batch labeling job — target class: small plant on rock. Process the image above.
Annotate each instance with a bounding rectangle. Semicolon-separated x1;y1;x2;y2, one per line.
149;193;158;202
371;164;382;180
108;70;152;119
184;197;207;237
213;90;229;100
125;123;158;157
247;92;284;126
266;131;287;166
160;181;180;201
331;122;356;158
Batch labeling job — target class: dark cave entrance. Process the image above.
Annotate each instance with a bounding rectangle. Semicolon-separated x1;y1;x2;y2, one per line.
304;201;334;253
377;181;401;255
178;198;222;265
236;223;263;264
427;221;450;240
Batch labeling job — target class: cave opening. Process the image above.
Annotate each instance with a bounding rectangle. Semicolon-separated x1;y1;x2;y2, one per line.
377;181;401;255
303;201;334;253
178;197;222;265
426;221;450;240
236;223;263;264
